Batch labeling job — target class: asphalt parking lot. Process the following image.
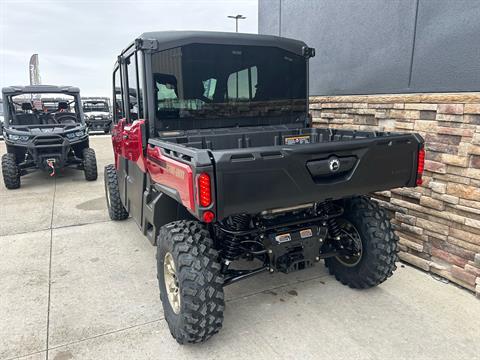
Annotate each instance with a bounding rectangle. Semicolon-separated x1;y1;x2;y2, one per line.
1;135;479;360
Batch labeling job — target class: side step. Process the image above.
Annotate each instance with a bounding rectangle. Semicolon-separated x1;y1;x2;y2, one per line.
142;185;186;246
142;188;159;245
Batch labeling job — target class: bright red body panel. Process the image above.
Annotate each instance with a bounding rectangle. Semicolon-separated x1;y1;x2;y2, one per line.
113;119;196;211
112;119;147;172
146;146;195;211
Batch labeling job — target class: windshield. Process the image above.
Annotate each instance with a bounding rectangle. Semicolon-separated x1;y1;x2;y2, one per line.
6;93;80;126
151;44;307;130
83;101;109;113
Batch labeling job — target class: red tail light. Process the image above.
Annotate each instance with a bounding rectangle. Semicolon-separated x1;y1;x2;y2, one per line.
198;173;211;207
416;147;425;186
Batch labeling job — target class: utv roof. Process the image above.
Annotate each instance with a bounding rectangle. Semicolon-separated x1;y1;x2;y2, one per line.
2;85;80;95
124;31;308;56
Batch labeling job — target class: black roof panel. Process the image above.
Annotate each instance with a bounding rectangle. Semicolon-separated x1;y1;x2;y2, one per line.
2;85;80;95
133;31;307;56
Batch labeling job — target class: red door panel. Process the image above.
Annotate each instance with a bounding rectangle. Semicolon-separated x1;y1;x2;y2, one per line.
112;119;147;172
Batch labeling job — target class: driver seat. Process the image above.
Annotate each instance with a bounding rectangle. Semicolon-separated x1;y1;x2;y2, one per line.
55;102;76;124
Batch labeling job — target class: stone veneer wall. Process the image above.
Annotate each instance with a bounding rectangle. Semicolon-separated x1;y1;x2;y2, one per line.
310;93;480;297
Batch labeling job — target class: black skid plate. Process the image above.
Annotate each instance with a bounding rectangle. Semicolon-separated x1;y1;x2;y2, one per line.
265;225;328;273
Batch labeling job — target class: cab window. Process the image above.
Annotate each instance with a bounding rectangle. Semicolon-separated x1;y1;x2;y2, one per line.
227;66;257;101
113;67;124;122
126;54;139;121
136;51;145;119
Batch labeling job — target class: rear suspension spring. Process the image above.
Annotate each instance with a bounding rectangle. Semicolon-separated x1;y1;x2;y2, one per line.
320;202;342;240
328;218;342;240
221;214;251;260
223;236;243;260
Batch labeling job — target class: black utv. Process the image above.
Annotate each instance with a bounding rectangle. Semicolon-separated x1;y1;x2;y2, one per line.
82;97;112;133
1;85;98;189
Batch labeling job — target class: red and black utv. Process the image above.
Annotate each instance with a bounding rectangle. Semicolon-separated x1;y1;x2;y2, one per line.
105;31;425;344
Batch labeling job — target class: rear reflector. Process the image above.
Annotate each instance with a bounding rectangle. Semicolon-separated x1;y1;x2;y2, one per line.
416;147;425;186
198;173;211;207
203;210;215;223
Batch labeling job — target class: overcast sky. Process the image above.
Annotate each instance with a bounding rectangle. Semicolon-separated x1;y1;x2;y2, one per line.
0;0;258;97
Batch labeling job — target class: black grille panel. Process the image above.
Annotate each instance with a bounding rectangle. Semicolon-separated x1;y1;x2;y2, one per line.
33;136;64;146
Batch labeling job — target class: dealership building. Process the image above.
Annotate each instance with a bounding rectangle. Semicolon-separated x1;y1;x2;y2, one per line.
259;0;480;295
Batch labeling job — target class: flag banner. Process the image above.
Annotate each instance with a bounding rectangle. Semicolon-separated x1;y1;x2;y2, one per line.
29;54;41;85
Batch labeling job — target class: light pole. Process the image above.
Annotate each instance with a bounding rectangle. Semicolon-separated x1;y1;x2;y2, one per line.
228;14;246;33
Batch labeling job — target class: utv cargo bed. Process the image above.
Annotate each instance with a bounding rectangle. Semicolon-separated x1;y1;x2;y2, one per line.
149;125;423;219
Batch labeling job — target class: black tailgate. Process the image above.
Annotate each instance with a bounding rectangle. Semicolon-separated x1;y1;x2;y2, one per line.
211;133;423;219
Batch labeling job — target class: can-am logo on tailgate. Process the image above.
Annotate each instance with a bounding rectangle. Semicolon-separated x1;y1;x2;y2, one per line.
329;158;340;172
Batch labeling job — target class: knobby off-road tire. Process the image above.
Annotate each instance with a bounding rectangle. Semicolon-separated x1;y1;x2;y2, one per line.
104;164;128;220
325;196;398;288
83;148;98;181
157;220;225;344
2;153;21;189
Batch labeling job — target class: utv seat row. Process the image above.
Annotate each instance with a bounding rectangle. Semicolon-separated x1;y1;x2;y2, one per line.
12;103;41;125
11;102;77;126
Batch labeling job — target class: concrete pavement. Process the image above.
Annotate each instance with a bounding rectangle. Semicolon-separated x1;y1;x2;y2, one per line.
1;135;479;360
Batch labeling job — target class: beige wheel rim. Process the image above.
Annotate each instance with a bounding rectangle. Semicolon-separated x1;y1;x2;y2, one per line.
164;252;181;314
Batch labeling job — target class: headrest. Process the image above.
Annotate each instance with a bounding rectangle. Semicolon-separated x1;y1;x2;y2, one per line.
21;102;33;111
183;79;207;100
58;101;68;110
